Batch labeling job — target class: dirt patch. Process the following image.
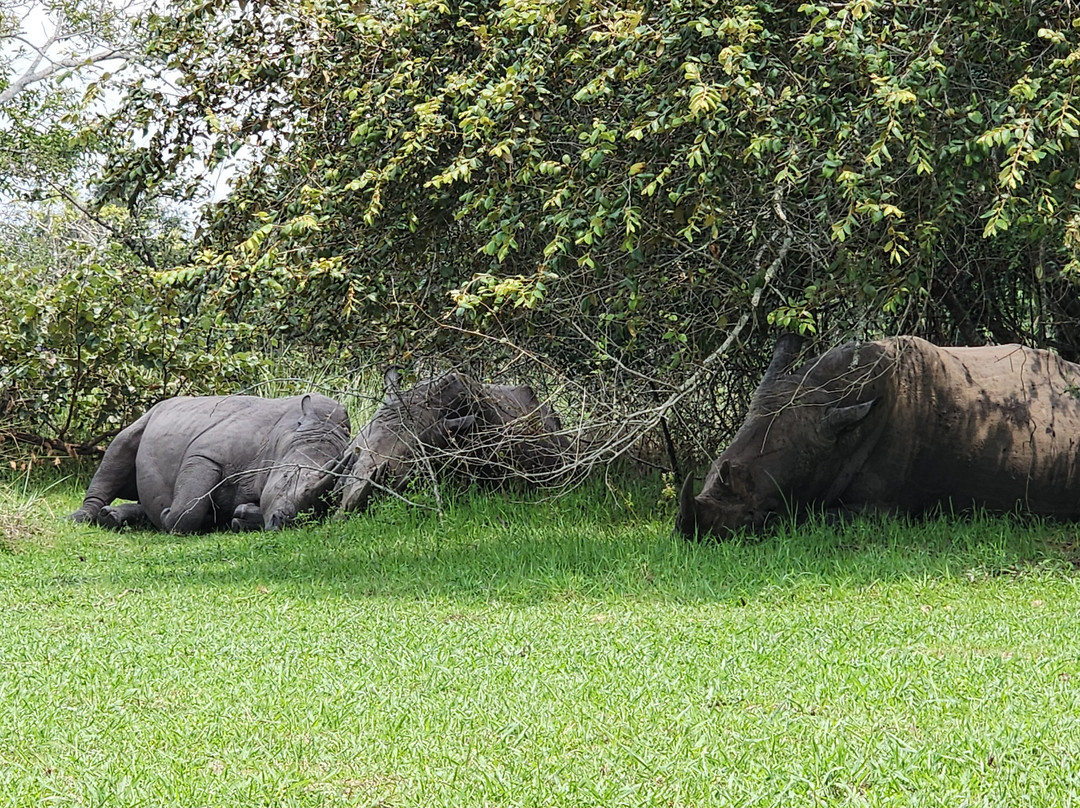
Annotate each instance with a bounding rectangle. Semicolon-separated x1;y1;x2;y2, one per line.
0;509;42;553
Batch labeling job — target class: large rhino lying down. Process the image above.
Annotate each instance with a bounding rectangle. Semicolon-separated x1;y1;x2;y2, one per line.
678;334;1080;538
69;394;350;533
337;370;568;513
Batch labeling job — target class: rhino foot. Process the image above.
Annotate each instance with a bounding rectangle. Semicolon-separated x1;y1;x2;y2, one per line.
97;506;124;530
231;503;263;532
68;508;94;524
97;503;150;531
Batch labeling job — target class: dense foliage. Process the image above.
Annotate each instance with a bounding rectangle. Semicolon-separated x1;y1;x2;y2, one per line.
0;2;269;451
11;0;1080;457
0;204;265;451
103;0;1080;376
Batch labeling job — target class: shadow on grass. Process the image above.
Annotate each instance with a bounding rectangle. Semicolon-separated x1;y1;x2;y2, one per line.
85;479;1080;605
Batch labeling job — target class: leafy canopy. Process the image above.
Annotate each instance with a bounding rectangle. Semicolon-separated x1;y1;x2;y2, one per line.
90;0;1080;448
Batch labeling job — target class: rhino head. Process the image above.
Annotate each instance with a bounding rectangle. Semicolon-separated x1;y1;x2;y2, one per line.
260;394;352;529
336;369;479;513
677;334;878;539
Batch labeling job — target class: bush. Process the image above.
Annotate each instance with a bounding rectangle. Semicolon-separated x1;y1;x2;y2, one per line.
94;1;1080;469
0;204;266;452
103;2;1080;359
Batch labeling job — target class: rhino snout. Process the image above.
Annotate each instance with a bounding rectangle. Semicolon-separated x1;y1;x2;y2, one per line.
341;478;375;514
339;460;393;514
265;506;297;531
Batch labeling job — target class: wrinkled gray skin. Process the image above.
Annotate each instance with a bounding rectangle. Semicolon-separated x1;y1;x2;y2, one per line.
678;334;1080;539
336;369;568;514
69;394;350;533
454;381;569;484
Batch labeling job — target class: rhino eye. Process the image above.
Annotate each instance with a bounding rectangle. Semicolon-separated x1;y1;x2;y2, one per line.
717;459;732;487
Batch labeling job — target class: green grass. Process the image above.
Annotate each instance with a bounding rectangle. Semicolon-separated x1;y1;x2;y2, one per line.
2;472;1080;806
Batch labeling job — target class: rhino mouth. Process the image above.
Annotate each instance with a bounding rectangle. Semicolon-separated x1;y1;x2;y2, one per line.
265;505;297;531
677;474;784;539
340;461;392;514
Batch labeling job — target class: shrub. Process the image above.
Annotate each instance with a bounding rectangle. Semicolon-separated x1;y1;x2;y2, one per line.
0;204;266;453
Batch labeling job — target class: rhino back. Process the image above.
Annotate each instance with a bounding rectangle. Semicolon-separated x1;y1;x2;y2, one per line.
844;338;1080;516
134;395;324;522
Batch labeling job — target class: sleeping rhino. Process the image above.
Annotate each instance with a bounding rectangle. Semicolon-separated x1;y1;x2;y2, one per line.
69;394;351;533
679;333;1080;538
337;369;568;513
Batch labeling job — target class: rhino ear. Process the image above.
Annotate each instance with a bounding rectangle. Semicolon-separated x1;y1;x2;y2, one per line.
297;394;315;426
715;458;751;496
383;367;404;404
821;399;876;439
763;333;804;381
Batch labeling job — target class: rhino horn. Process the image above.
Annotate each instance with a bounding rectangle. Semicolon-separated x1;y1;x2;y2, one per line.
763;332;804;381
341;460;389;514
676;473;698;538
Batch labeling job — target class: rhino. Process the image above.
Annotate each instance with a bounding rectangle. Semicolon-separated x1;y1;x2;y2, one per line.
69;394;351;533
337;369;569;513
678;334;1080;538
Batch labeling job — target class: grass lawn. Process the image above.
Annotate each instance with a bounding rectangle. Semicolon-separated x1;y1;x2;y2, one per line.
1;471;1079;806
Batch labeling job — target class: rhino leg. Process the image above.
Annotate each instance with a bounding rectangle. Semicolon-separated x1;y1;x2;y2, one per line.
68;415;148;524
97;503;150;531
230;503;263;532
160;460;223;533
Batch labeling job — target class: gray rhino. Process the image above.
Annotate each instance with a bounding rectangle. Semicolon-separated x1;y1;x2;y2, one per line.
69;394;350;533
337;370;568;513
678;334;1080;538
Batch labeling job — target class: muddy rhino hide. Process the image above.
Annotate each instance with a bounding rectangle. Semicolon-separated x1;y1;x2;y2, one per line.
336;369;570;514
678;333;1080;539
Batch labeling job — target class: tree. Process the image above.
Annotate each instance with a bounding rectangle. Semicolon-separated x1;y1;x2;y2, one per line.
98;1;1080;465
0;0;133;105
0;1;270;455
1;0;137;193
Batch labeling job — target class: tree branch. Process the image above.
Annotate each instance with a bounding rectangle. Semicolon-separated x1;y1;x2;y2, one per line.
47;183;158;270
0;47;129;105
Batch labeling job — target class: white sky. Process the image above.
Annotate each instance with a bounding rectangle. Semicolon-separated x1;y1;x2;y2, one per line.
2;1;239;217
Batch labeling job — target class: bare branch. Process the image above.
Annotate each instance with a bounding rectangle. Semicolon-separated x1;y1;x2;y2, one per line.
44;183;158;269
0;47;129;104
1;0;136;105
